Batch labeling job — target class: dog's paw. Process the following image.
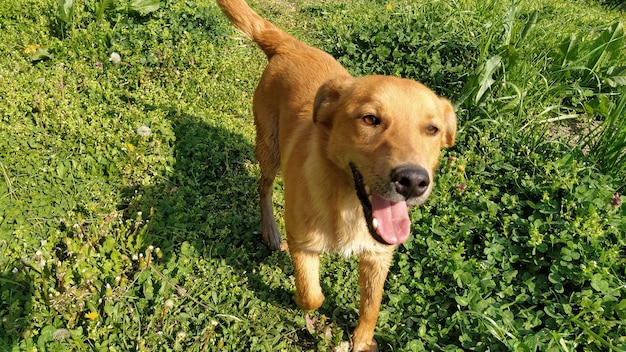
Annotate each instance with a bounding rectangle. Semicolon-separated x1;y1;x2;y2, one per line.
351;339;378;352
263;236;281;251
333;341;351;352
295;291;325;311
261;223;282;250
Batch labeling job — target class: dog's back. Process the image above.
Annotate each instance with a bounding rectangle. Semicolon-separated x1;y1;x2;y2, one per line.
216;0;349;154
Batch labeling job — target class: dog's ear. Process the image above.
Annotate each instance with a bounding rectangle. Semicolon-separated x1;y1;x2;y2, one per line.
440;97;457;148
313;76;351;133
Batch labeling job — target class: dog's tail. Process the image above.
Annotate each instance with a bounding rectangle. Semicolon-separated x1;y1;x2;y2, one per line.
216;0;292;59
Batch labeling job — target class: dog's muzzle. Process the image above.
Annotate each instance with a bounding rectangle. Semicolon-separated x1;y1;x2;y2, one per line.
351;164;429;245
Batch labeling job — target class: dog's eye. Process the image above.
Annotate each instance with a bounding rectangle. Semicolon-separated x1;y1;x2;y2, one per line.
426;125;439;135
362;115;381;126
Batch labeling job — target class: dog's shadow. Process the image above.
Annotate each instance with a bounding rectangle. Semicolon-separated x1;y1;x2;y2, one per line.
124;106;286;298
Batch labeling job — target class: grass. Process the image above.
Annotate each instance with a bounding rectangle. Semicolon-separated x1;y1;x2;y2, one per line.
0;0;625;350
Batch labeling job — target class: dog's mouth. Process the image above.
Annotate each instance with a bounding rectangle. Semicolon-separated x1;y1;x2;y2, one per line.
350;164;411;245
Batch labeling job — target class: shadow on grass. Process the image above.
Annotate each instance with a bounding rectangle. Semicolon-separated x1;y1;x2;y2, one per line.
123;106;299;304
0;261;34;348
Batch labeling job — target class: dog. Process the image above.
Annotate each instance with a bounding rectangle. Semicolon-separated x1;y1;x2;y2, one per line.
215;1;457;350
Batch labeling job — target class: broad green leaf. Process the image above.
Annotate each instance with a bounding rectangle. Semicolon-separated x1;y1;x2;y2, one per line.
27;48;53;62
143;277;154;299
586;22;624;74
590;274;609;293
95;0;115;22
130;0;160;15
502;5;517;46
57;0;74;24
616;299;626;320
558;34;579;67
475;55;502;103
455;295;469;306
605;66;626;87
518;10;538;45
37;325;56;348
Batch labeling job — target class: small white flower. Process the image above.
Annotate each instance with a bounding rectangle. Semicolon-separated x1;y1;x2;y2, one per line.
136;126;151;137
109;52;121;65
52;328;71;341
165;299;174;309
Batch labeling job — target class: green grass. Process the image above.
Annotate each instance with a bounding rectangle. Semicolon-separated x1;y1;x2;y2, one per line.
1;0;625;350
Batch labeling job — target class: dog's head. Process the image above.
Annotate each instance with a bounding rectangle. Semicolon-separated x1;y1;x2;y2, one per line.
313;75;456;246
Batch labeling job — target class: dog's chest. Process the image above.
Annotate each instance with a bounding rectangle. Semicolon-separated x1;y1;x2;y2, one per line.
324;201;389;257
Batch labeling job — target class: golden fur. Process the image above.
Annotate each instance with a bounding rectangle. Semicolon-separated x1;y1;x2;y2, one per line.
215;1;457;350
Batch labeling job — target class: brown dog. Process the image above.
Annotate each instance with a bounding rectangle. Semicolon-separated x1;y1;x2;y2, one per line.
215;1;456;350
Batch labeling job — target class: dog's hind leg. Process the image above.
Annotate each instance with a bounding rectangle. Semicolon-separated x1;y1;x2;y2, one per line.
254;111;282;250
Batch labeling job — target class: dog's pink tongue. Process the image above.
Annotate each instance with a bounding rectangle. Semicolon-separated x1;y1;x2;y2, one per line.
371;193;411;244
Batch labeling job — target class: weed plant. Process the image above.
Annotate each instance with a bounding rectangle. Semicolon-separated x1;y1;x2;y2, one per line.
1;0;625;350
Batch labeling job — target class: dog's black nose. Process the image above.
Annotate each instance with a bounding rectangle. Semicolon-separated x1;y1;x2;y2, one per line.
391;166;430;200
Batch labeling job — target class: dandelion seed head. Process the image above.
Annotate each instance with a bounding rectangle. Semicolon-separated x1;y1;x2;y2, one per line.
52;328;71;341
109;52;121;65
136;125;151;137
165;299;174;309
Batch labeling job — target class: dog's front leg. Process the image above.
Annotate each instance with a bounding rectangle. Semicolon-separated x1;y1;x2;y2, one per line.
352;251;394;352
290;248;325;311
